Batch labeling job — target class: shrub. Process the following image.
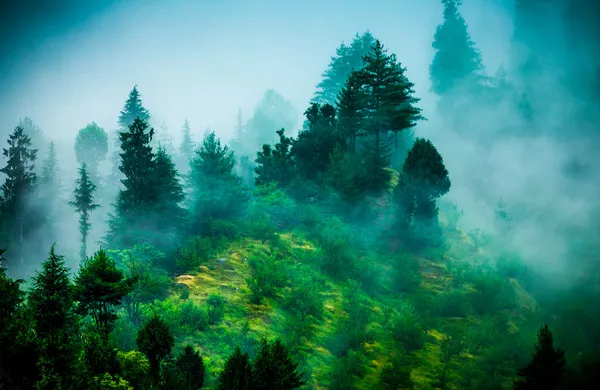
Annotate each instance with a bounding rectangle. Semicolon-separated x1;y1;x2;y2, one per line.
176;236;216;270
179;301;209;332
389;301;427;353
207;294;226;325
393;253;422;293
246;255;288;304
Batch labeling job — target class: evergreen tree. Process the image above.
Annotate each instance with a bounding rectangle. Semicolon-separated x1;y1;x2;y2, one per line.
106;117;155;248
69;163;100;263
324;145;369;204
152;146;186;252
1;126;38;265
75;122;109;184
314;31;376;105
18;117;48;173
74;249;131;339
359;40;424;191
0;249;41;389
217;346;253;390
180;118;196;167
514;324;566;390
254;129;295;187
230;107;245;154
252;339;305;389
118;85;150;130
28;244;79;390
175;344;205;390
136;314;174;386
188;131;247;234
292;103;341;182
336;71;366;152
396;138;450;224
429;0;484;96
156;120;176;156
40;141;63;244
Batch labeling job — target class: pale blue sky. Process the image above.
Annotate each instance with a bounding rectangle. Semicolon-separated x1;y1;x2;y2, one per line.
0;0;514;144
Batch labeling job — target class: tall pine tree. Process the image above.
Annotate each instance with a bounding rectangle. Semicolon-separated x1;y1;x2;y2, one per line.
430;0;484;96
179;118;195;166
69;163;100;263
118;86;151;130
29;245;79;390
1;126;38;265
336;71;366;152
40;141;63;245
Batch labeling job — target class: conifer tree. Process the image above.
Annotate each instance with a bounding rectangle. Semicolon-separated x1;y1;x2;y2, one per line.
359;40;424;191
18;117;48;173
136;314;174;386
40;141;63;244
252;339;306;389
118;85;151;130
336;71;365;152
255;128;295;187
189;131;247;234
106;117;155;248
1;126;38;264
514;324;566;390
74;249;131;339
175;344;205;390
69;163;100;263
314;31;376;105
430;0;483;96
75;122;109;184
180;118;196;166
230;107;245;154
218;346;253;390
29;244;79;389
0;249;41;388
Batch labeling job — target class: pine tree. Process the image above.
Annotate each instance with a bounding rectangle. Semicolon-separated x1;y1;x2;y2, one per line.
430;0;484;96
514;324;566;390
254;129;296;187
179;118;196;165
106;117;155;248
69;163;100;263
136;314;174;386
0;249;41;388
74;249;131;339
218;346;253;390
314;31;377;105
189;131;247;235
152;146;186;252
359;40;424;191
40;141;63;244
252;339;305;389
336;71;366;152
118;85;150;130
175;344;205;390
18;117;48;174
75;122;109;184
29;244;79;389
1;126;38;264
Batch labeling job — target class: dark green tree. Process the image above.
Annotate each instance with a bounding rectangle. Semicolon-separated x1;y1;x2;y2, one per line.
0;249;41;389
175;344;206;390
118;85;150;130
69;163;100;263
252;338;305;390
1;126;38;265
74;249;131;339
28;244;79;390
152;146;186;252
324;145;369;204
336;71;365;152
430;0;484;96
395;138;450;226
254;128;295;187
106;117;155;248
217;346;253;390
75;122;109;183
136;314;175;386
514;324;566;390
180;118;196;167
292;103;341;182
189;131;247;234
359;40;424;191
314;31;376;105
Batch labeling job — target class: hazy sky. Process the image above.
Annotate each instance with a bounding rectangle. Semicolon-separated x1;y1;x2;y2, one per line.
0;0;513;145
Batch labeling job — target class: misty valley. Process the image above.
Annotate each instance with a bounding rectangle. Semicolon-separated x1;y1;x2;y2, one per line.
2;0;600;389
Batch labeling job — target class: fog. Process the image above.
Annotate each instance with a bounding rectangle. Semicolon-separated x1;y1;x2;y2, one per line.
0;0;597;280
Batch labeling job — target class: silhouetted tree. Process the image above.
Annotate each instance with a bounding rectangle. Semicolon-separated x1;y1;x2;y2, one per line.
180;118;196;168
69;163;100;263
336;71;365;152
255;128;295;187
29;245;79;389
252;339;305;389
75;122;109;183
514;324;566;390
118;85;150;130
136;314;174;386
175;344;206;390
218;346;253;390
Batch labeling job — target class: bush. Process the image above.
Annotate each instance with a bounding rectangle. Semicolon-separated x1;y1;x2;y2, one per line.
315;217;354;276
246;255;288;304
246;208;278;244
179;301;209;332
389;301;427;353
393;253;422;293
176;236;216;270
207;294;226;325
434;289;471;318
118;351;150;390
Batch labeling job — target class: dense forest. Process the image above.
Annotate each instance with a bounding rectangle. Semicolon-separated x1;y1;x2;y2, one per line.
1;0;600;389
